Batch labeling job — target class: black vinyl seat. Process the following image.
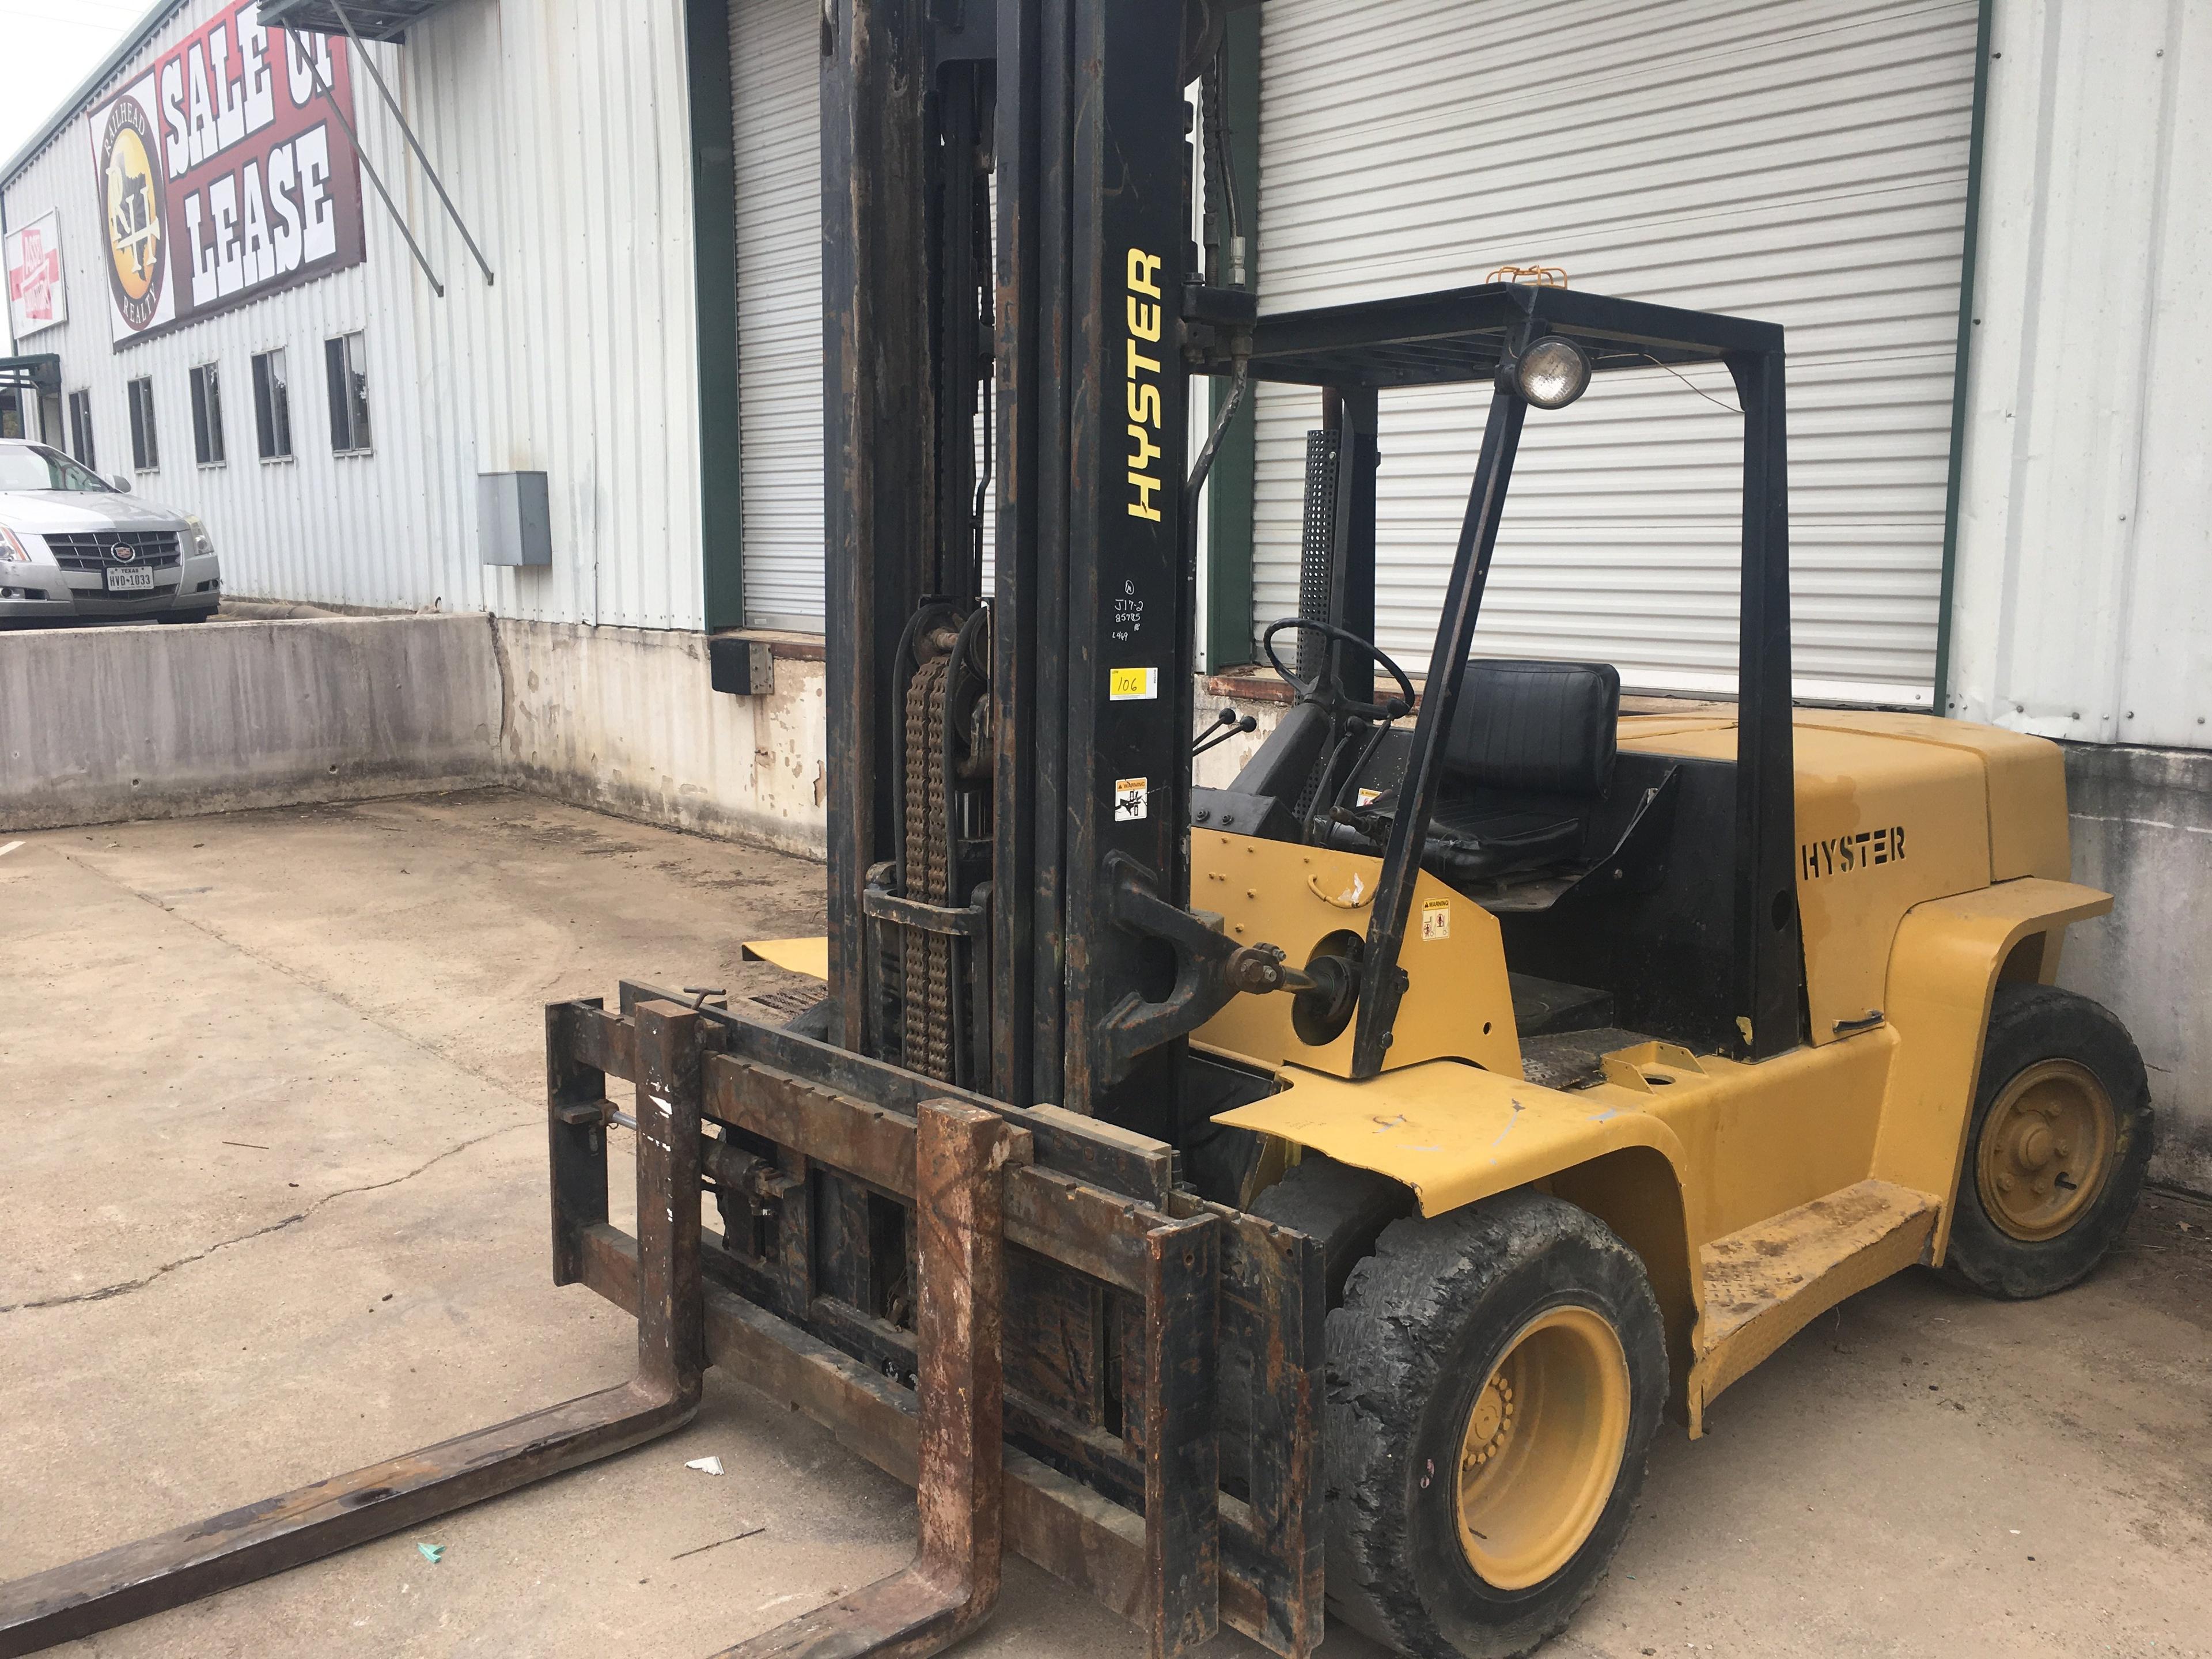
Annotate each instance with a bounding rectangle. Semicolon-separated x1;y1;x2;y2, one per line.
1421;658;1620;885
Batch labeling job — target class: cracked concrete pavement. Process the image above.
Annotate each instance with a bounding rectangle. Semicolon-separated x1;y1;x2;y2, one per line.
3;789;2208;1658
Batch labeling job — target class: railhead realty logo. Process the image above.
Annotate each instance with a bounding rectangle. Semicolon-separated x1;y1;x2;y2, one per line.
100;94;168;332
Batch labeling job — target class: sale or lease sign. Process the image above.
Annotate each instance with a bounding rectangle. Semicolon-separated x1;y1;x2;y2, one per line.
84;2;367;349
5;209;69;340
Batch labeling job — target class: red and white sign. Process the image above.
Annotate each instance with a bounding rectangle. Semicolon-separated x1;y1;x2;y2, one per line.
3;209;68;340
84;1;368;349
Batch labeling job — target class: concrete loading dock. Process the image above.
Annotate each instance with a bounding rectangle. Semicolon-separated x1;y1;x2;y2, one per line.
3;789;2207;1658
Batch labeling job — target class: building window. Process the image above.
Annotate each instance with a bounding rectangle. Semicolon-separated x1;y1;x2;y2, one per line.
127;377;160;472
252;348;293;460
66;389;96;471
190;362;226;467
324;331;372;454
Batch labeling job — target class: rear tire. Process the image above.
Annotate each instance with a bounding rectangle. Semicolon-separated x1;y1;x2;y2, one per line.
1942;982;2151;1300
1325;1191;1665;1658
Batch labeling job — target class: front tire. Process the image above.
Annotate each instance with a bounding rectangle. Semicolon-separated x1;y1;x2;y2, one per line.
1325;1191;1666;1658
1943;982;2152;1300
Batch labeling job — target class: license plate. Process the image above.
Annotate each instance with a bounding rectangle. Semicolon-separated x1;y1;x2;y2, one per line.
105;566;156;592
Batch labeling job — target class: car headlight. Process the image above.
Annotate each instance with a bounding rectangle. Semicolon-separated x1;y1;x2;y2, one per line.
0;525;35;563
184;516;217;560
1510;336;1592;410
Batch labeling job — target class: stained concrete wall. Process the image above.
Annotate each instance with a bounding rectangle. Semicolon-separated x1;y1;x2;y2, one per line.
2059;744;2212;1194
493;619;827;859
0;615;502;831
0;613;831;857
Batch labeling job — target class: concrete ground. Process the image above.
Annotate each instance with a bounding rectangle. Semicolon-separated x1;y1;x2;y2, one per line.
3;787;2207;1659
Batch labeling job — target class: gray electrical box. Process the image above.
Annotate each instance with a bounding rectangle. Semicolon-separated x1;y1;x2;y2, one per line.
477;471;551;566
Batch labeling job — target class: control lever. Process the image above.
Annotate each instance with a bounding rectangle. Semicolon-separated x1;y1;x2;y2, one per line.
1191;706;1257;758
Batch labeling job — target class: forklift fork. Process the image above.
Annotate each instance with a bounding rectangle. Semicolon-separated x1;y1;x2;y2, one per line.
715;1098;1022;1659
0;1003;1020;1659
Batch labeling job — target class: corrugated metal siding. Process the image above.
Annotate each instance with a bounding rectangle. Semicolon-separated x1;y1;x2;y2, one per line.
1;0;702;630
1251;0;1978;703
1949;0;2210;752
732;0;824;630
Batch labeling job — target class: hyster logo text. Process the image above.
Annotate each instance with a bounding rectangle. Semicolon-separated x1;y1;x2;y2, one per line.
1801;825;1907;880
1125;248;1164;522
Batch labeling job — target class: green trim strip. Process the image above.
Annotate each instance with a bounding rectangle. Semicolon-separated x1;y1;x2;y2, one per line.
1203;4;1261;672
1933;0;1994;711
687;0;745;632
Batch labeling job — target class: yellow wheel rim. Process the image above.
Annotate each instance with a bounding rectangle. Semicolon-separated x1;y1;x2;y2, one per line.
1454;1305;1631;1591
1975;1058;2116;1241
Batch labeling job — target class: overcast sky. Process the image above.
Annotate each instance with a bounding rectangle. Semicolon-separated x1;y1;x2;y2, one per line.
2;0;149;353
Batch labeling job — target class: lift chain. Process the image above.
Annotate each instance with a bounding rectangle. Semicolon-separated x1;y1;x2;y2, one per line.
902;650;957;1080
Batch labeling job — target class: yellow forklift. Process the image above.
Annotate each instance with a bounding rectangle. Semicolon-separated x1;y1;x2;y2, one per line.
0;2;2150;1657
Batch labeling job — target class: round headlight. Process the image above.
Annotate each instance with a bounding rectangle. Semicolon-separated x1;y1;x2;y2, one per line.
1513;336;1592;410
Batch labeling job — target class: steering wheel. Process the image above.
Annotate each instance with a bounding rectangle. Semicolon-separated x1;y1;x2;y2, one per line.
1262;618;1416;724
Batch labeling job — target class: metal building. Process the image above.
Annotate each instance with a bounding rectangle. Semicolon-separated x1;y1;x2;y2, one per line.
1;0;2205;1187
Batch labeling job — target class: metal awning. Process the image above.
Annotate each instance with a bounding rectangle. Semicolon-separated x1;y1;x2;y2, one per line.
262;0;494;296
0;355;61;397
257;0;447;40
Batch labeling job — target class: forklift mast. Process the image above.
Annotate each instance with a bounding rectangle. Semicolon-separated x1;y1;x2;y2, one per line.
825;0;1233;1131
822;0;1805;1128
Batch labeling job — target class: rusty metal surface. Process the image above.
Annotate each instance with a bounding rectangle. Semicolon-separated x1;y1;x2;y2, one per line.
707;1050;1166;1296
616;981;1176;1203
576;1225;1162;1637
0;1002;709;1658
714;1100;1026;1659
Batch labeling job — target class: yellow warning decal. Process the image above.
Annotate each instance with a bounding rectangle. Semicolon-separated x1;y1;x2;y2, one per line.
1419;898;1451;941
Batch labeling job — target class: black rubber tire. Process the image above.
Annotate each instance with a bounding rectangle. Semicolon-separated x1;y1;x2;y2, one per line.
1942;982;2152;1301
1324;1191;1666;1659
1251;1154;1414;1307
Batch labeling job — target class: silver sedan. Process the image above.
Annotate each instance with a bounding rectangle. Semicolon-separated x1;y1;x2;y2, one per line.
0;440;222;625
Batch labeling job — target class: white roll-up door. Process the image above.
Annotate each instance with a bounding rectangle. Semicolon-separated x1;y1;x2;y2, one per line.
1252;0;1978;704
734;0;825;630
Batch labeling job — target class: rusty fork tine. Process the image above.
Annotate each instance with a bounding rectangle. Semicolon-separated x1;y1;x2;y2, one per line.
713;1099;1028;1659
0;1001;709;1659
